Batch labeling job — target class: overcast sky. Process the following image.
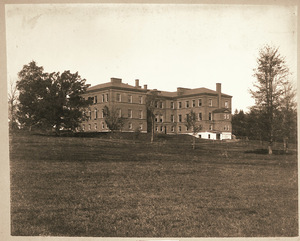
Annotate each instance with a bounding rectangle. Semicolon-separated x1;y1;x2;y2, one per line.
5;3;297;112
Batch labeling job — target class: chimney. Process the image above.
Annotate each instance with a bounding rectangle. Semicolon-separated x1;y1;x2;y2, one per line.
144;84;147;90
216;83;221;108
135;79;139;88
111;78;122;84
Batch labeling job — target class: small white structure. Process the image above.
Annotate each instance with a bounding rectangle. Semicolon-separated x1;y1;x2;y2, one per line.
188;131;232;140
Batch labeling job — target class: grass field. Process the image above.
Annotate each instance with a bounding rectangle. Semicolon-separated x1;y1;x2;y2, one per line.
10;132;298;237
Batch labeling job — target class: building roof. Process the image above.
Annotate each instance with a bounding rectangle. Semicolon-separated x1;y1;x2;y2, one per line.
86;78;232;98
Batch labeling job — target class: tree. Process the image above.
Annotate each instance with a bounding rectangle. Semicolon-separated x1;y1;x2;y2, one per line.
8;79;19;130
102;105;126;133
17;61;91;134
146;90;160;143
276;82;297;153
231;109;248;138
185;109;202;149
250;45;290;154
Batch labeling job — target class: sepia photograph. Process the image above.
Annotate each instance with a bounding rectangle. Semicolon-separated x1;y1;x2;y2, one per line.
2;0;298;239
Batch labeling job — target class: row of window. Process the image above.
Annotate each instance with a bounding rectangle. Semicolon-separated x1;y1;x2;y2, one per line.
154;112;231;123
154;124;230;133
85;109;143;120
82;122;143;131
88;94;229;109
155;124;214;133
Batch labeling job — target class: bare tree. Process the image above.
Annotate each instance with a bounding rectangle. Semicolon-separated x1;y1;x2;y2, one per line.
185;109;202;149
250;45;290;154
103;105;126;133
146;90;161;143
8;79;19;130
277;82;297;153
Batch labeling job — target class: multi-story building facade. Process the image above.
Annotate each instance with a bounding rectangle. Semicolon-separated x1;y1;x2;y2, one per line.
81;78;232;140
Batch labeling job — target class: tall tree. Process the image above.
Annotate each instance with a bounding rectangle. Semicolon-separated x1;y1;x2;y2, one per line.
185;109;202;149
17;61;91;134
103;105;126;133
146;90;160;143
250;45;290;154
17;61;47;130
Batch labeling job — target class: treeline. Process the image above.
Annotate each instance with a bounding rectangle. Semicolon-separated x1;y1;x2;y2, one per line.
232;108;297;144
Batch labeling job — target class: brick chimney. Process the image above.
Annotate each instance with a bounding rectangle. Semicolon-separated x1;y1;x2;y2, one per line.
216;83;221;108
111;78;122;84
144;84;147;90
135;79;140;88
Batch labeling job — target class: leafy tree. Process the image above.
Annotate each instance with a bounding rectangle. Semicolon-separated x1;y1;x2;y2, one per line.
17;61;91;134
146;90;160;142
103;105;126;133
8;79;19;130
17;61;47;130
185;109;202;149
232;109;248;138
250;45;290;154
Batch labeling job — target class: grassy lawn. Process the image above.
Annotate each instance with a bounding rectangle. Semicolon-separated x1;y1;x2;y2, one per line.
10;133;298;237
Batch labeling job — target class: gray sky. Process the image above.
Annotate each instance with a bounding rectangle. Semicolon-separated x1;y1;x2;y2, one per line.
5;3;297;112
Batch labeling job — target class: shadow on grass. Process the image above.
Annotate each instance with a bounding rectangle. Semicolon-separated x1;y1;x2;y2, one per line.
244;149;296;155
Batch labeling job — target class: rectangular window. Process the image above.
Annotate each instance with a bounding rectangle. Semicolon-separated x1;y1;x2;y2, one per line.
89;110;92;120
94;123;97;130
170;102;174;109
102;94;105;102
171;126;175;132
209;112;212;121
159;102;163;109
209;99;212;107
138;110;143;119
128;95;132;103
186;101;189;108
129;123;132;130
192;100;195;107
118;109;122;118
155;115;158;122
88;124;91;130
178;102;182;109
94;109;98;119
171;115;174;123
116;93;121;102
155;125;158;132
178;114;182;122
106;94;109;102
128;109;132;118
139;123;143;130
160;126;163;132
178;126;181;132
199;112;202;120
209;125;212;130
139;96;143;104
198;99;202;106
101;109;104;118
154;101;158;108
159;115;163;123
225;101;228;108
94;96;97;104
102;122;105;129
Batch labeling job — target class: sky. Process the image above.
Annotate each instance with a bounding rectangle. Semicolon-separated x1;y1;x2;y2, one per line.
5;3;297;112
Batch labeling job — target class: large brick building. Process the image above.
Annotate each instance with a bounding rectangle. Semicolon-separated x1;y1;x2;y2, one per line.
81;78;232;140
